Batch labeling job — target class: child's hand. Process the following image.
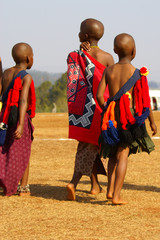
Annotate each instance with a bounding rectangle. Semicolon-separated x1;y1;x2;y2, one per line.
80;41;91;52
150;122;157;136
104;102;107;108
14;124;24;139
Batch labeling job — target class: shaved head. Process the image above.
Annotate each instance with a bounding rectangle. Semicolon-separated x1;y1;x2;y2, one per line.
12;43;33;64
80;18;104;41
114;33;135;57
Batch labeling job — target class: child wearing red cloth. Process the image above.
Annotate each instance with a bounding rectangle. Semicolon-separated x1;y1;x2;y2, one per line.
0;43;36;196
97;33;157;204
67;18;114;201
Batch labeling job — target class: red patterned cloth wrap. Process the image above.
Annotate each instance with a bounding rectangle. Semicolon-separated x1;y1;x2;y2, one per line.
67;50;109;146
0;71;35;196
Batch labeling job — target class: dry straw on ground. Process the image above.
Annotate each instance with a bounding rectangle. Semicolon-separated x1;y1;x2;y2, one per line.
1;112;160;240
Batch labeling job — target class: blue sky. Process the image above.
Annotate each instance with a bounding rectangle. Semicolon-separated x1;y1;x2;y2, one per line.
1;0;160;83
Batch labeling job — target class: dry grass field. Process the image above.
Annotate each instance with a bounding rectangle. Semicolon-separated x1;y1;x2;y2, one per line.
1;112;160;240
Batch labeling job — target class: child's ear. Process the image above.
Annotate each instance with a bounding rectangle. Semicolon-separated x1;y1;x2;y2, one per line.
131;47;136;58
114;47;117;54
26;56;30;64
84;33;89;40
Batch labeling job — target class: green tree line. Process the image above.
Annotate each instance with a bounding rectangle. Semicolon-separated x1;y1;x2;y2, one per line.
30;70;62;86
35;72;68;112
35;71;160;113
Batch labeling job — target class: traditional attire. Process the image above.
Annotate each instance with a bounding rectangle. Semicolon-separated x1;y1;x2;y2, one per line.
0;70;36;196
67;50;108;176
99;67;155;158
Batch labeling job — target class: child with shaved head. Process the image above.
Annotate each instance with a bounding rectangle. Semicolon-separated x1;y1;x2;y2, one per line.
0;43;36;196
67;18;114;201
79;18;113;66
97;33;157;204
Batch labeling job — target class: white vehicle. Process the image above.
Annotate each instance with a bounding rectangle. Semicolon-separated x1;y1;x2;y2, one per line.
149;90;160;110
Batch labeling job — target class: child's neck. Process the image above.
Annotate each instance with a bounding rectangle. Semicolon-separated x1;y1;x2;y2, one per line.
118;57;131;64
14;63;27;70
89;40;98;47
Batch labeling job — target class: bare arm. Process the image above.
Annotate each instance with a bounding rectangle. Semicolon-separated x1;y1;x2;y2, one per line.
96;69;108;110
0;57;2;95
107;54;114;67
148;108;157;135
14;74;32;139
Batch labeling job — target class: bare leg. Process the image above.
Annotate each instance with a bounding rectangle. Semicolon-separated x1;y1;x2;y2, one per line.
90;161;105;195
18;162;30;196
112;147;129;205
66;171;82;200
20;162;30;186
107;156;117;200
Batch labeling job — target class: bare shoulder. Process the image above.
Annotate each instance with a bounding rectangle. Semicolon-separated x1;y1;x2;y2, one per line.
23;73;32;80
104;62;115;75
98;49;114;67
2;67;16;84
103;64;119;84
3;67;14;77
100;49;113;59
22;73;32;85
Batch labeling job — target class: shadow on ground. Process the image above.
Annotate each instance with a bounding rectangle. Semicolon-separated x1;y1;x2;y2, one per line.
29;183;109;204
30;184;67;200
59;179;160;193
29;180;160;203
1;181;159;202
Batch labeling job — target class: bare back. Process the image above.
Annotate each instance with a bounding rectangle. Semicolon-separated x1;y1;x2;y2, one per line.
96;63;136;110
88;48;114;67
106;63;136;97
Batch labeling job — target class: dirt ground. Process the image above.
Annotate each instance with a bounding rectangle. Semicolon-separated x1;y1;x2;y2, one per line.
1;112;160;240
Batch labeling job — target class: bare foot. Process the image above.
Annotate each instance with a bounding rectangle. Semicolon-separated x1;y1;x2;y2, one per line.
90;186;105;195
17;185;30;196
112;198;128;205
19;192;31;197
106;192;113;200
66;183;76;201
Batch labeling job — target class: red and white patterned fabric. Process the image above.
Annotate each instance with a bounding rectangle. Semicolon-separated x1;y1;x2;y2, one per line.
67;50;109;146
